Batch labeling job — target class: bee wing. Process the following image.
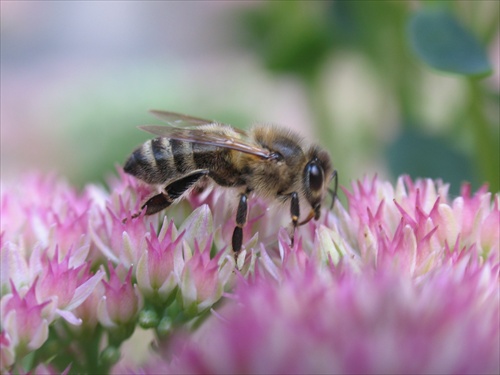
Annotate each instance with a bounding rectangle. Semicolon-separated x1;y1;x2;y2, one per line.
149;110;248;137
139;124;272;159
149;110;214;127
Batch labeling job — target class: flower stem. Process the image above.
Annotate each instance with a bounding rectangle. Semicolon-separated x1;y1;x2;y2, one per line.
468;78;499;191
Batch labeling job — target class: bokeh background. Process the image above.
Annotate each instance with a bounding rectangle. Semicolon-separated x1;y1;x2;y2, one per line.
1;1;499;197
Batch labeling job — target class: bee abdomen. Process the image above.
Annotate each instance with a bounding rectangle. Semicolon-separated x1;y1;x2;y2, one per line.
170;139;193;174
124;138;243;187
124;138;182;184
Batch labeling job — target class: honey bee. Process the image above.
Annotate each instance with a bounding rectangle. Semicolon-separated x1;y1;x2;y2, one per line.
124;110;338;255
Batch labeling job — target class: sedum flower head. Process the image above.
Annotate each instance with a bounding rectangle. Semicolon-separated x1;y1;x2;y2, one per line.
137;175;499;375
160;264;498;374
1;171;498;374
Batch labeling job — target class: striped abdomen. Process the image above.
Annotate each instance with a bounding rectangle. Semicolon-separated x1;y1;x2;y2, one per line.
124;137;244;187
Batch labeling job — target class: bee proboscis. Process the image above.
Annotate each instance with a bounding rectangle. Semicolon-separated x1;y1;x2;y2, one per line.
124;110;337;257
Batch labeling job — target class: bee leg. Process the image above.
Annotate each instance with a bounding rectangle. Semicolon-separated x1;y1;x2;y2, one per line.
136;170;209;217
329;169;338;210
126;193;171;221
290;192;300;246
232;189;250;257
141;193;173;215
164;170;209;201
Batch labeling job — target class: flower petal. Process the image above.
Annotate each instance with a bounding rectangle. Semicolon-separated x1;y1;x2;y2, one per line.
55;309;82;326
97;296;117;328
178;205;213;252
136;250;153;295
89;224;120;263
65;269;105;311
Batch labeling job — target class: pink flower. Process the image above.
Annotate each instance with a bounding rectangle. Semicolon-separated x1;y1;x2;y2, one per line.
71;279;105;332
0;173;92;258
480;198;500;256
0;280;50;360
2;170;498;374
188;186;290;253
136;220;183;301
34;247;105;325
104;168;155;213
133;176;499;374
90;199;151;269
179;236;233;313
336;175;499;275
1;241;31;294
147;260;499;374
98;263;143;328
89;168;158;269
0;330;15;371
29;363;72;375
177;204;214;253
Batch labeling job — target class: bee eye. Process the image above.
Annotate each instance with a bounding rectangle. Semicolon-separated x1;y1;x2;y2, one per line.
306;161;324;191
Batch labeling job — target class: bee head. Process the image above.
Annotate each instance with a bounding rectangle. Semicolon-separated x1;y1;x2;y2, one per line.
303;147;333;220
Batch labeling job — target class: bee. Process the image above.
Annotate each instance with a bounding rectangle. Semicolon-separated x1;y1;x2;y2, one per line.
124;110;338;256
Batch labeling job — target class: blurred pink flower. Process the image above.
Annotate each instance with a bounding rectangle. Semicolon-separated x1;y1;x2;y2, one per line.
0;330;15;371
136;176;499;375
0;280;50;359
160;263;498;374
1;240;30;293
1;171;498;374
0;173;91;257
29;363;72;375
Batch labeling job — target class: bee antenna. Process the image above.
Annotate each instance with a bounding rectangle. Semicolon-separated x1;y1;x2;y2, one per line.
329;170;338;210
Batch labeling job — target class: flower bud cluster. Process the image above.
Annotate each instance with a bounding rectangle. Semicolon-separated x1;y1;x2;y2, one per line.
1;172;498;374
0;170;237;373
135;176;500;375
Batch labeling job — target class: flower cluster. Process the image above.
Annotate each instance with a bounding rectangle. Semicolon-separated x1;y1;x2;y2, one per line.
159;266;498;374
0;171;237;373
134;176;500;374
1;172;498;374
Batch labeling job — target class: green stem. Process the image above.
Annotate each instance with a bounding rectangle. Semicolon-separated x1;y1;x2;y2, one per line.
85;326;104;374
468;79;499;192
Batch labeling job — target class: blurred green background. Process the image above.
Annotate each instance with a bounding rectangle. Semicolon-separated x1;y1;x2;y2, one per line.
1;1;498;196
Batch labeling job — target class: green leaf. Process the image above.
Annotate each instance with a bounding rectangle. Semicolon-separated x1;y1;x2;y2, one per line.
239;2;331;78
386;128;477;196
407;8;492;77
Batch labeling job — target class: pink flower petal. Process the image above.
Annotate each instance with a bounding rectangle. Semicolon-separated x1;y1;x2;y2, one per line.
65;269;105;311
